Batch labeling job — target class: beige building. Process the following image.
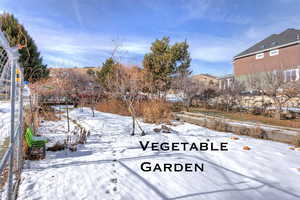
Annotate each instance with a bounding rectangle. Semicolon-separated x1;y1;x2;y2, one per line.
192;74;218;87
218;74;234;90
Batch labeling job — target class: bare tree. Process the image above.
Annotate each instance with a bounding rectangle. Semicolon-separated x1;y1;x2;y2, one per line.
246;74;271;113
172;76;205;111
262;70;298;116
219;79;245;112
107;64;146;135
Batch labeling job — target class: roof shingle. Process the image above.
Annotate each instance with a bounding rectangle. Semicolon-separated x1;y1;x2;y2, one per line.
234;28;300;59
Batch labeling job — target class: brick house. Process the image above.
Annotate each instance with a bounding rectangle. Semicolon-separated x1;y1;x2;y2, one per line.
233;28;300;84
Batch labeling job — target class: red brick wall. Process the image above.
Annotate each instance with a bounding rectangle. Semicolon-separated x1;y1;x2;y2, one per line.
234;44;300;76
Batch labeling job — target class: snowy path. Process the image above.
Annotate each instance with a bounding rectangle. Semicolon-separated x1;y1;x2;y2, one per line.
17;108;300;200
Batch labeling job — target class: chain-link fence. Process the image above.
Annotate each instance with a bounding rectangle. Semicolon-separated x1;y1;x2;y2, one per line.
0;29;24;200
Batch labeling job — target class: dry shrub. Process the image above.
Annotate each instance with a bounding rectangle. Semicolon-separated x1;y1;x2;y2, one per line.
23;136;30;159
0;168;8;189
171;102;184;112
24;108;40;131
96;98;130;116
39;106;60;121
140;99;172;124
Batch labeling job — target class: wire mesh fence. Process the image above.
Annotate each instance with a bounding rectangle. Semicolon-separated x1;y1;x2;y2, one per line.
0;29;24;200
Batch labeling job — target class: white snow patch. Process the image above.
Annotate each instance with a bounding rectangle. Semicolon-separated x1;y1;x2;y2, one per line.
15;107;300;200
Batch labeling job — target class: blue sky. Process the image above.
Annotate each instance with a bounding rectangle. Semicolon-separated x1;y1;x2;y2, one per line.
1;0;300;76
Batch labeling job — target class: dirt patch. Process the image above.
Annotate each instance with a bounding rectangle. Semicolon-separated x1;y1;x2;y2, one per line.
191;108;300;129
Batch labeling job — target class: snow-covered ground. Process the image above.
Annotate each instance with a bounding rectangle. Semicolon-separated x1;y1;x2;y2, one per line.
17;107;300;200
0;101;12;145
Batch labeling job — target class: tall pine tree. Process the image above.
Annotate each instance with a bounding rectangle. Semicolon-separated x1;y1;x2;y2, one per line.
0;13;49;82
143;37;191;93
96;57;117;89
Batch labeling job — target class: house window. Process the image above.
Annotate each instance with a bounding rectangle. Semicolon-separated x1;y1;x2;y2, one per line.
269;49;279;56
284;68;299;82
256;53;264;59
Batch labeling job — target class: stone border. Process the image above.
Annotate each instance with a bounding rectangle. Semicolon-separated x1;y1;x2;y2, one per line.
174;112;299;145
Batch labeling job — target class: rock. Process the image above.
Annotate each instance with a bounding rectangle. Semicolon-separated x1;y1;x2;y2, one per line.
153;128;161;133
161;125;173;133
284;111;297;120
230;136;239;140
69;145;77;152
274;112;287;120
243;146;251;150
47;142;65;151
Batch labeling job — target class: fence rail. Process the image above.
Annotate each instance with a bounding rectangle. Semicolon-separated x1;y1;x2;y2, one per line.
0;29;24;200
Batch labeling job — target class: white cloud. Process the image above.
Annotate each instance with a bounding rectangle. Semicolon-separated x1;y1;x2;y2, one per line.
192;46;235;62
180;0;252;24
45;55;83;68
27;25;149;56
187;35;248;62
25;16;247;65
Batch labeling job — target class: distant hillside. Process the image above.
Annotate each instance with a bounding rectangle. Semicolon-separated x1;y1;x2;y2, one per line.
49;67;99;76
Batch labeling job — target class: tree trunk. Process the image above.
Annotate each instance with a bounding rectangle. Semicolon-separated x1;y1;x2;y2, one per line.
66;105;70;132
131;115;135;136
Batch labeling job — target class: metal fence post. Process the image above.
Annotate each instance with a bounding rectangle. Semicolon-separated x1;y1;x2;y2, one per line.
7;58;16;200
17;65;23;174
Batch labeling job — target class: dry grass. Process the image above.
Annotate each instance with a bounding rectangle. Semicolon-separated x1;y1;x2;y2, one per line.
23;136;30;160
192;108;300;129
0;168;8;189
140;99;172;124
170;102;184;112
96;98;130;116
39;106;61;121
96;98;172;124
24;108;40;130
